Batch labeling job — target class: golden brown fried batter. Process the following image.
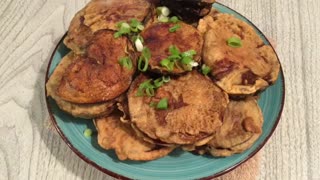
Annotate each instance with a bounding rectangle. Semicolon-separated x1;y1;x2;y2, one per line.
64;9;93;54
207;98;263;157
57;30;136;104
95;114;174;161
141;22;203;74
84;0;152;32
128;71;229;145
198;10;280;95
46;53;116;119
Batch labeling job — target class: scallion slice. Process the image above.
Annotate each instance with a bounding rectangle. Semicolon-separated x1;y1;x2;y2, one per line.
118;57;133;69
169;16;180;23
227;37;242;48
201;64;211;75
169;24;181;32
157;98;168;110
83;128;92;138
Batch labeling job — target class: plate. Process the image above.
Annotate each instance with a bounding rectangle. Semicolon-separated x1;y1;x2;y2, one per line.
45;3;285;180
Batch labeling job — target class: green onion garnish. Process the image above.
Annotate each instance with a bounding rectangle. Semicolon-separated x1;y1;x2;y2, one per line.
162;76;171;83
136;79;154;96
181;56;193;65
154;78;164;88
169;16;180;23
227;37;242;48
157;98;168;110
201;64;211;75
84;128;92;138
114;19;144;38
181;50;197;58
119;57;133;69
169;45;180;56
156;6;170;16
169;24;181;32
138;47;151;72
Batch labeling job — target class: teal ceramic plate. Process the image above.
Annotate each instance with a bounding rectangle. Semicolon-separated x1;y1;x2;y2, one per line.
45;3;285;180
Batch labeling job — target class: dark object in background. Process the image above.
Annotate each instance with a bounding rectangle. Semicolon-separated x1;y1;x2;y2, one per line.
160;0;215;23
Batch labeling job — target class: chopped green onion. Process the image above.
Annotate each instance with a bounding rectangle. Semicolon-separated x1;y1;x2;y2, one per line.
138;57;148;72
137;24;144;31
181;56;193;65
201;64;211;75
160;58;170;68
118;57;133;69
136;79;154;96
169;45;180;56
227;37;242;48
114;22;131;38
181;50;197;58
130;19;140;27
158;15;169;23
84;128;92;138
168;54;181;60
169;24;181;32
154;78;164;88
135;38;144;52
157;98;168;110
169;16;180;23
156;6;170;16
162;76;171;83
114;32;122;38
145;87;155;96
138;47;151;72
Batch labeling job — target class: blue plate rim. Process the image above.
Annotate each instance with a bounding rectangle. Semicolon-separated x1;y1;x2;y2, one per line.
44;2;285;179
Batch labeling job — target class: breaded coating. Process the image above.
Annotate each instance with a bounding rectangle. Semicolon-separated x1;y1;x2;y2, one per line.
57;30;136;104
95;114;174;161
84;0;152;32
128;71;229;145
46;53;115;119
198;9;280;95
207;98;263;157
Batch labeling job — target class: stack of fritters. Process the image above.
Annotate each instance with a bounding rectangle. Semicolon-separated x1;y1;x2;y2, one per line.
46;0;280;161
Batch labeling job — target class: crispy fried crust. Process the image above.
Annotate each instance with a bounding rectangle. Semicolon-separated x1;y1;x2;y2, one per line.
64;9;93;54
84;0;152;32
198;9;280;95
95;114;174;161
57;30;136;104
128;71;229;145
46;53;115;119
207;98;263;157
141;22;203;74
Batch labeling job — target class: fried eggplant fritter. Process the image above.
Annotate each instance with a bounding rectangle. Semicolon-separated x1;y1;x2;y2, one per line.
141;22;203;74
198;10;280;95
95;114;174;161
57;30;136;104
46;53;116;119
64;0;152;54
207;98;263;157
84;0;152;32
128;71;229;145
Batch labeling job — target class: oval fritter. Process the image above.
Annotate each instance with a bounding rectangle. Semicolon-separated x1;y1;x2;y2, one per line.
128;71;229;145
95;114;174;161
84;0;152;32
207;98;263;157
57;30;136;104
198;10;280;95
46;53;115;119
141;22;203;74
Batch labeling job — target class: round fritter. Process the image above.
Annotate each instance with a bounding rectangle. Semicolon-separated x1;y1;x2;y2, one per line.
95;114;174;161
141;22;203;74
128;71;229;145
198;10;280;95
83;0;152;32
63;9;93;54
46;53;115;119
57;30;136;104
207;98;263;157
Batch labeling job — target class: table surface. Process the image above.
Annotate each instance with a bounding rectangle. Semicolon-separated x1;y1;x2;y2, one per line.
1;0;319;179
